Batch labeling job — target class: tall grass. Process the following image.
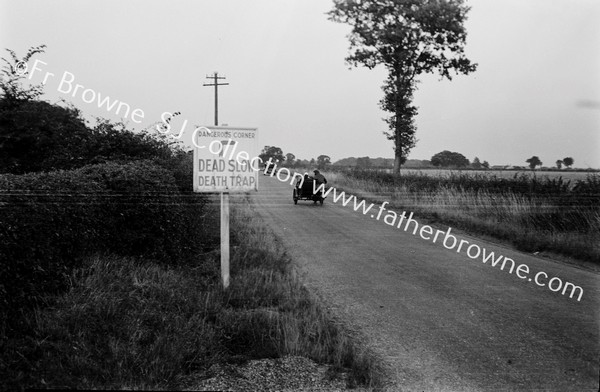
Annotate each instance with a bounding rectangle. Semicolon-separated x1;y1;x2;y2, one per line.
223;196;384;387
325;169;600;263
1;255;223;389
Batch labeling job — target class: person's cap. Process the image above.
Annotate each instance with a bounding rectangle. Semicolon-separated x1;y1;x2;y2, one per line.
313;170;319;174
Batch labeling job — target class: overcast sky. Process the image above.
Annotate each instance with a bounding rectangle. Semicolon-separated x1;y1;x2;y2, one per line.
1;0;598;168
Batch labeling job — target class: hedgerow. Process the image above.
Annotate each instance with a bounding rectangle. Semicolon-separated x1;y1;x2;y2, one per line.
0;160;217;335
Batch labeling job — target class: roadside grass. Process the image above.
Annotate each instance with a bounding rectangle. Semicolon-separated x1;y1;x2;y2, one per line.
2;254;222;389
1;195;384;390
398;168;597;181
323;170;600;264
220;195;385;388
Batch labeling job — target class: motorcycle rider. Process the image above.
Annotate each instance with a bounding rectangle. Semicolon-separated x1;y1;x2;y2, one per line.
313;170;327;186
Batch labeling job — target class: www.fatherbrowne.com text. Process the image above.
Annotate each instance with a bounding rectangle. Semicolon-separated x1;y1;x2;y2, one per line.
306;180;583;301
261;158;582;303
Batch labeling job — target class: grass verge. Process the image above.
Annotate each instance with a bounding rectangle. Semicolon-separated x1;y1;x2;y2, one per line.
1;194;384;390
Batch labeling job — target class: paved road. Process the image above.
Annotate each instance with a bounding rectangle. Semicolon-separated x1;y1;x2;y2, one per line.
250;174;599;391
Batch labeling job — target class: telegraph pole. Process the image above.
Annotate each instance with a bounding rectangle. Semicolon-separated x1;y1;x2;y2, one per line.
203;72;230;289
203;72;229;126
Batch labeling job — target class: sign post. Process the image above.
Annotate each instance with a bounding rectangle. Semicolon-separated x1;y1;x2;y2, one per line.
220;191;230;288
193;126;259;289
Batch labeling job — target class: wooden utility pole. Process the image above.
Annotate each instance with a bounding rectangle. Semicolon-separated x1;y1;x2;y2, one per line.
203;72;230;289
203;72;229;126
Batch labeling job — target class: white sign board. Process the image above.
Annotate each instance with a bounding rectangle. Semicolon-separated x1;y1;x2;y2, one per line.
193;126;259;193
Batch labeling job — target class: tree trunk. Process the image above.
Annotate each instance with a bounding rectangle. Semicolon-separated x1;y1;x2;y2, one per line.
393;150;402;174
393;70;402;176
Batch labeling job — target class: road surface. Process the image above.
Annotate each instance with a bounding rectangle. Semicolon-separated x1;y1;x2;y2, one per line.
249;174;599;391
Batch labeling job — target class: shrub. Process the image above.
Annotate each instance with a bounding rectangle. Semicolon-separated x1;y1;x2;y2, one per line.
0;160;216;335
0;97;188;176
0;100;93;173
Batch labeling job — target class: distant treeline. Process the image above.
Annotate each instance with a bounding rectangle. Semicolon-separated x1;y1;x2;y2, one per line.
334;157;432;168
333;157;597;172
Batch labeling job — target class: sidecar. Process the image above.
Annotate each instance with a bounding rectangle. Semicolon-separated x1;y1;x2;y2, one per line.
293;176;326;205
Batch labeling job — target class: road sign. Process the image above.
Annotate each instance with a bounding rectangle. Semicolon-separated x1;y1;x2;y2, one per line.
193;126;259;193
192;125;259;290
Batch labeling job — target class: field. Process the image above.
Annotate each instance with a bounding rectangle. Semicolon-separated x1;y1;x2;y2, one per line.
399;168;597;182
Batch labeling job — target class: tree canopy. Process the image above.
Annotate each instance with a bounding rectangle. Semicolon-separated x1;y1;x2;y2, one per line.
526;156;542;170
431;150;469;168
317;155;331;170
258;146;284;163
329;0;477;173
356;156;372;168
562;157;574;168
285;153;295;164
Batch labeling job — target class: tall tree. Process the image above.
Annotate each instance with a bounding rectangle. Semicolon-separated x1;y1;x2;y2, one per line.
329;0;477;174
526;156;542;170
285;152;296;166
258;146;284;163
431;150;469;168
555;159;563;170
562;157;574;168
317;155;331;169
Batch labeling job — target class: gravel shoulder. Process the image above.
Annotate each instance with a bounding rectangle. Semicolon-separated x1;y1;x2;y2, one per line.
179;356;371;391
